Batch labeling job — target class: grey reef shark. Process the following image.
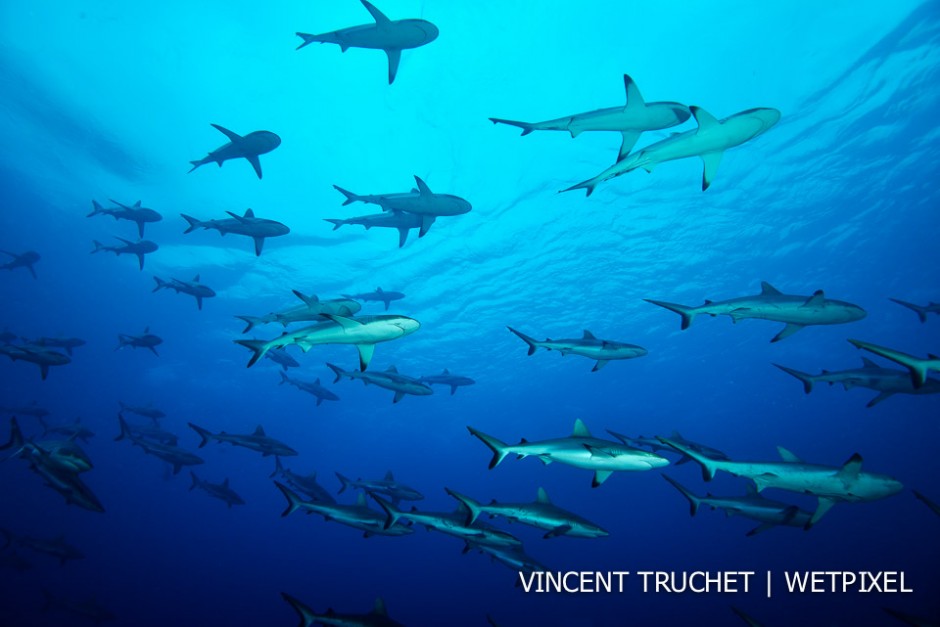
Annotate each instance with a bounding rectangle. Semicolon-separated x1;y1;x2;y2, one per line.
116;328;162;356
343;287;405;311
189;472;245;508
490;74;691;161
29;336;86;356
0;343;70;380
335;470;424;504
418;369;475;395
0;250;40;279
0;528;85;566
563;105;781;195
774;358;940;407
270;458;335;504
275;481;413;538
153;274;216;310
889;297;940;323
327;363;432;404
188;124;280;179
325;211;430;248
88;199;162;237
646;281;866;342
507;327;647;371
278;371;340;407
115;415;203;475
281;593;406;627
181;208;289;256
296;0;439;85
236;290;361;333
848;338;940;390
91;237;158;271
188;423;298;457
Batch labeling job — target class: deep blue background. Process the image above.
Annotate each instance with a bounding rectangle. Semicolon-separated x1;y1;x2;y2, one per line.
1;1;938;625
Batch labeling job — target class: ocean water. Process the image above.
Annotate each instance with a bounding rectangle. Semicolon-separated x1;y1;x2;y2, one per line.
1;0;939;625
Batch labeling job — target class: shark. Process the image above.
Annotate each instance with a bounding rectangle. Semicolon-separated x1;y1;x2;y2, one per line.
507;327;647;371
87;199;162;237
181;208;289;256
912;490;940;518
662;475;812;536
91;238;158;270
0;529;84;566
265;348;300;370
29;336;86;356
0;250;40;279
279;371;340;406
116;328;162;356
235;314;420;371
116;416;203;474
189;472;245;508
281;592;405;627
468;419;670;487
270;457;335;504
658;436;903;528
30;458;105;512
464;538;548;578
41;590;116;624
446;486;608;539
295;0;439;84
325;211;432;248
606;429;730;466
490;74;691;161
335;470;424;504
334;176;471;237
40;418;94;442
188;123;280;179
117;402;165;421
275;481;413;538
189;422;298;457
327;363;432;403
848;339;940;389
889;298;940;324
343;287;405;311
236;291;362;333
646;281;866;342
418;369;475;395
114;414;178;445
153;274;216;310
0;344;70;379
0;402;50;418
774;359;940;407
2;417;93;475
563;106;781;195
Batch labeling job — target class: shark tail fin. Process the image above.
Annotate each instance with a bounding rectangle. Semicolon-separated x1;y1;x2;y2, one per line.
269;456;284;479
180;214;203;234
334;472;351;494
560;177;601;198
233;339;269;368
323;218;344;231
91;240;105;254
294;32;322;50
233;315;263;334
326;362;347;384
0;417;25;454
188;422;212;448
332;185;362;206
370;494;401;530
114;414;131;442
889;298;928;323
506;327;540;356
488;117;536;136
87;200;105;217
278;371;289;385
467;426;511;469
189;471;200;491
658;436;717;482
644;299;697;330
274;482;305;518
152;276;168;293
445;488;481;525
662;475;701;516
773;363;815;394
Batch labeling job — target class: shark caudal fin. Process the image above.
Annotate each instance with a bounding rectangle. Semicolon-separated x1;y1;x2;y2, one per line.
506;327;541;356
323;219;345;231
467;426;511;469
114;414;132;442
152;276;168;293
233;339;269;368
889;298;929;323
294;32;326;50
773;364;816;394
560;176;602;198
234;315;264;334
334;472;353;494
332;185;363;206
188;471;201;491
370;494;402;530
280;592;320;627
180;214;204;234
91;240;106;254
274;482;305;518
488;118;537;136
269;456;285;479
326;363;349;384
445;488;482;526
644;299;697;330
0;417;25;454
187;423;213;448
661;475;702;516
87;200;106;217
658;436;718;482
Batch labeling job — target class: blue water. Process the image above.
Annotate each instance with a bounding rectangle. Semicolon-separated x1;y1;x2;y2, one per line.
1;1;939;625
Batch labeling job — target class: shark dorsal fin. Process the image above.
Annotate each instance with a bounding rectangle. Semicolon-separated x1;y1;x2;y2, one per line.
244;208;255;218
802;290;825;307
414;176;432;196
776;446;801;463
384;470;394;481
536;487;551;504
324;314;362;331
622;74;646;110
223;478;229;487
572;419;592;438
760;281;782;296
143;326;150;334
356;493;367;506
691;106;720;132
582;329;596;339
253;425;265;436
372;597;388;616
837;453;863;481
292;290;319;306
192;274;200;282
443;368;450;374
376;287;384;293
386;365;398;373
315;378;320;385
362;1;391;25
133;201;142;208
861;357;879;369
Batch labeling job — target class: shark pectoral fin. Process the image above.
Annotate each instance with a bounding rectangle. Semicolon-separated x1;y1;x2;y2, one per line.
40;364;49;380
136;253;145;271
771;323;804;343
397;228;409;248
362;0;392;24
745;521;778;537
357;344;376;371
699;151;724;191
543;524;572;539
807;497;838;529
592;470;613;488
392;391;405;404
196;296;203;311
148;346;160;357
384;48;402;84
536;455;552;465
252;237;265;256
866;392;893;408
211;124;243;142
617;131;641;162
418;215;435;238
246;155;263;179
591;360;609;372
